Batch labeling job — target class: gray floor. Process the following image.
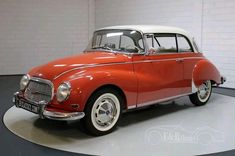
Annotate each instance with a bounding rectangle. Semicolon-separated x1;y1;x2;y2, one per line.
1;75;235;156
0;76;88;156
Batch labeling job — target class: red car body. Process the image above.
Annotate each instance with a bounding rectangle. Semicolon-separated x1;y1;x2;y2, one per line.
28;51;221;112
13;25;225;135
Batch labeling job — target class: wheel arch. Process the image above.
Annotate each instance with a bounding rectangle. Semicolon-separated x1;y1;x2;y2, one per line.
192;59;221;89
85;84;127;110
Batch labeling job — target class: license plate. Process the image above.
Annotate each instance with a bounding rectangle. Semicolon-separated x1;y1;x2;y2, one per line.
18;100;39;114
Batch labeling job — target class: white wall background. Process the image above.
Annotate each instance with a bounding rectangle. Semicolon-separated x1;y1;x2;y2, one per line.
202;0;235;88
95;0;234;88
0;0;95;74
0;0;234;88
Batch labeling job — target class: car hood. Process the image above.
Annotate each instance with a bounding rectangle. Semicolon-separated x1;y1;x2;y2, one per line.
29;51;131;81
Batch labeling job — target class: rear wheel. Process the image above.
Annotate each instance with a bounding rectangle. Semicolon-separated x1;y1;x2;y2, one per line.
83;88;123;136
189;80;212;106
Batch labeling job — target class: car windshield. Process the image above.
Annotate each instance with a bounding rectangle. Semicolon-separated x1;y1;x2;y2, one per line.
86;29;145;53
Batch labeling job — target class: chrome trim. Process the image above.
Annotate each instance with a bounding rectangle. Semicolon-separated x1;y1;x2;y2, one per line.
127;105;136;109
20;74;31;90
38;100;47;119
221;76;226;84
137;93;191;108
13;92;19;106
56;81;71;103
13;92;84;121
25;77;54;103
43;110;85;121
143;33;198;54
192;78;198;93
84;49;142;56
53;57;204;80
85;28;147;55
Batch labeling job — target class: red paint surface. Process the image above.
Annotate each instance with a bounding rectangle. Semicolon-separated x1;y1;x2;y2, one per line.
26;51;222;112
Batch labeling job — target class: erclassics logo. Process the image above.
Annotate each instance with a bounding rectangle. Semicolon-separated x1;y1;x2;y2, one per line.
145;125;224;145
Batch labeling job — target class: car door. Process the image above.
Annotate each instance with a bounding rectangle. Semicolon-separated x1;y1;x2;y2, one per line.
132;33;184;107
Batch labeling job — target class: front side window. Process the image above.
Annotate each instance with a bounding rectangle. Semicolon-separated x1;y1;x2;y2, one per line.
155;34;177;53
86;30;144;53
145;33;195;54
145;33;178;54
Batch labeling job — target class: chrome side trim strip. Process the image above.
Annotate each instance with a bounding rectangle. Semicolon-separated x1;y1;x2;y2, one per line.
127;105;136;109
54;57;204;80
136;93;191;108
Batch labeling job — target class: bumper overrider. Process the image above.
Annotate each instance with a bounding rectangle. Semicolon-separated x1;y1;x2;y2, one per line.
221;76;226;84
13;92;85;121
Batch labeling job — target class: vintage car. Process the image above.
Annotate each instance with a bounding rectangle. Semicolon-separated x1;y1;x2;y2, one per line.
13;25;226;136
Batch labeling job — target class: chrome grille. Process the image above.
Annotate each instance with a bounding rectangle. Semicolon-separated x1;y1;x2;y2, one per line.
24;79;53;103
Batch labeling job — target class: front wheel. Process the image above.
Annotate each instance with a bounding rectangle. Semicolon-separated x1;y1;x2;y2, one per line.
189;80;212;106
83;88;123;136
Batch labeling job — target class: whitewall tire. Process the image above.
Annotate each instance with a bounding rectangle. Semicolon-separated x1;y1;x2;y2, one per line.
189;80;212;106
83;88;123;136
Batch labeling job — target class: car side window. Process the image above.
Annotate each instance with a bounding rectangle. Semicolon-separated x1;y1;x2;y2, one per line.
177;35;193;52
146;34;159;49
154;34;178;53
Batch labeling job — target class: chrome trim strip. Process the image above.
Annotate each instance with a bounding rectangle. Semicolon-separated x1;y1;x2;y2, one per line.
43;110;85;121
54;57;204;80
127;105;136;109
84;49;143;56
137;93;191;108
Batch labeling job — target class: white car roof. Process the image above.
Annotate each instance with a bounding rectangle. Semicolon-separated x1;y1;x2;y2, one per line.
97;25;193;40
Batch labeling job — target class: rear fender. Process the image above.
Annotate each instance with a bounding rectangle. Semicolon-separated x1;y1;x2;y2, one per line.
192;59;221;92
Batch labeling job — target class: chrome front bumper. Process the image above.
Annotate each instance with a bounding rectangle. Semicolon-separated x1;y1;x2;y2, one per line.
13;92;85;121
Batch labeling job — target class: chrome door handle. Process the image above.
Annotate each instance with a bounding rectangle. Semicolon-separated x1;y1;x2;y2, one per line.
176;58;184;62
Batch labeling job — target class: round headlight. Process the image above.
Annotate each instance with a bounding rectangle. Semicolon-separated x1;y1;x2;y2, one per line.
20;74;30;90
56;82;71;102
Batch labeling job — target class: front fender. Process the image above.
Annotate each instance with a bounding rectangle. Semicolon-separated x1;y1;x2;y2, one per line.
51;63;138;112
192;59;221;88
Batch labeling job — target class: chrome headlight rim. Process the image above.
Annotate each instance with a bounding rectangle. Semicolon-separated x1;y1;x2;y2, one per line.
56;82;71;103
20;74;30;90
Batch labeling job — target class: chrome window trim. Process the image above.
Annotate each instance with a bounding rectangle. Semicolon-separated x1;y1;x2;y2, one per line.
85;28;147;55
85;29;199;55
143;33;197;54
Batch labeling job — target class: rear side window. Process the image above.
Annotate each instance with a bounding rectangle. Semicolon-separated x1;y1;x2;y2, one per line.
177;35;193;52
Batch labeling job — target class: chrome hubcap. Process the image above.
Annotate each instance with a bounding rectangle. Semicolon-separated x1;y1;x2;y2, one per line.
197;81;211;102
95;98;116;125
91;93;120;131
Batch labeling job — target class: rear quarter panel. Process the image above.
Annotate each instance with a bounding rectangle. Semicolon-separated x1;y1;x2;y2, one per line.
193;59;221;87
